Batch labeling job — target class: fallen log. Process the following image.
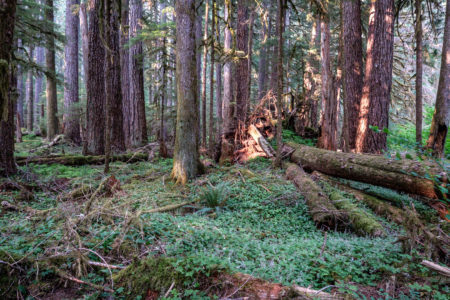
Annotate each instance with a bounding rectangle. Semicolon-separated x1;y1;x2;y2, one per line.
317;174;406;225
286;163;344;227
287;142;447;200
421;260;450;277
313;172;386;237
248;124;275;158
15;153;149;166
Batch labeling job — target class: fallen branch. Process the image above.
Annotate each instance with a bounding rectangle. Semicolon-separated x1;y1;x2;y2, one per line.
15;153;149;166
291;285;343;300
140;200;199;214
248;124;275;158
421;260;450;277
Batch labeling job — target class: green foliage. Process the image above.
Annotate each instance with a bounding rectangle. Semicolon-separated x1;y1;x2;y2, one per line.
282;129;316;146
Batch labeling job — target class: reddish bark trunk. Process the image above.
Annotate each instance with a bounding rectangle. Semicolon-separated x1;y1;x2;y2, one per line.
355;0;395;154
236;0;249;129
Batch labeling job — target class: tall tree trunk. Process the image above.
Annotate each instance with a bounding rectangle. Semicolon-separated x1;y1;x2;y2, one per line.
26;47;34;133
129;0;147;146
257;1;270;101
120;0;131;148
355;0;395;154
160;3;168;157
273;0;285;168
195;0;203;140
342;0;363;152
17;64;24;129
0;0;17;177
80;2;89;91
45;0;58;139
247;6;255;105
209;0;216;154
34;47;44;133
86;0;105;155
104;0;112;173
220;0;235;162
106;0;125;152
201;1;209;148
415;0;423;146
64;0;81;144
317;14;338;151
215;28;222;142
236;0;249;131
172;0;203;184
425;0;449;158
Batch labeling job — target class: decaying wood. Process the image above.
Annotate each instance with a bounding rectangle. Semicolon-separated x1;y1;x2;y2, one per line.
291;284;343;300
288;142;448;200
16;152;149;166
286;163;343;227
313;172;386;237
30;134;64;153
140;199;199;214
421;260;450;277
248;124;275;157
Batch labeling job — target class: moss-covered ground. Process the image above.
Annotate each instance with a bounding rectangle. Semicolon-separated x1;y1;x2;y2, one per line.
0;136;448;299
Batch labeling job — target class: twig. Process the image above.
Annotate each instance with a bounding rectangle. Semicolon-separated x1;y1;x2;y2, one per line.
164;281;176;298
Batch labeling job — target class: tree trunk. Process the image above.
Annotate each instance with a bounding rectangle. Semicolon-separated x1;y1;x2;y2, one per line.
220;0;235;162
195;0;203;139
86;0;105;155
317;14;337;151
45;0;59;140
247;6;255;105
105;0;125;152
236;0;249;130
425;0;449;158
16;153;149;166
64;0;81;144
17;66;24;128
257;1;270;101
288;142;446;200
415;0;423;146
208;0;216;154
80;1;89;92
129;0;147;147
274;0;285;167
355;0;395;154
120;0;131;148
215;28;222;142
201;1;209;148
160;3;168;157
34;47;44;133
172;0;203;184
0;0;17;177
26;47;34;133
342;0;363;152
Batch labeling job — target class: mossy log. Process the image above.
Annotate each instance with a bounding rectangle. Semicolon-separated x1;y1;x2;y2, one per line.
318;174;406;225
286;163;344;227
287;142;447;200
15;153;149;166
313;172;386;237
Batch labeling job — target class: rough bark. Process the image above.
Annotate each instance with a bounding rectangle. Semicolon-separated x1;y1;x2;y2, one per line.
33;47;44;131
172;0;203;184
64;0;81;144
16;65;24;128
86;0;105;155
317;14;337;151
215;30;222;142
209;0;216;154
288;142;447;200
247;6;255;105
45;0;59;140
80;2;89;91
236;0;249;129
286;163;340;227
195;0;203;138
120;0;131;148
257;1;270;101
274;0;285;167
129;0;147;147
105;0;125;152
425;0;449;158
26;47;34;133
415;0;423;146
0;0;17;176
342;0;363;151
355;0;395;153
201;1;209;148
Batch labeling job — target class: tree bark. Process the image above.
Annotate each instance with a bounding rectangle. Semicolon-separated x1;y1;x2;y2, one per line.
129;0;147;147
425;0;449;158
317;14;337;151
86;0;105;155
34;47;45;132
209;0;216;154
172;0;203;184
236;0;249;130
45;0;59;140
16;153;148;166
342;0;363;152
64;0;81;144
201;1;209;148
274;0;285;167
26;47;34;133
257;1;270;101
0;0;17;177
120;0;131;148
17;65;24;128
105;0;125;152
80;2;89;93
355;0;395;154
415;0;423;146
288;142;446;200
215;29;222;142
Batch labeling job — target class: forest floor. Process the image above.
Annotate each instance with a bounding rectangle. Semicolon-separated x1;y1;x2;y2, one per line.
0;134;448;299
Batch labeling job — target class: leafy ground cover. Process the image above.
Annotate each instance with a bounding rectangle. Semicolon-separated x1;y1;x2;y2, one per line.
0;136;448;299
